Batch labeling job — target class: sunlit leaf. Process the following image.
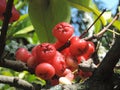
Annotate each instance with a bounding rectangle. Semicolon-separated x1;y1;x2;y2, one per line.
28;0;71;43
67;0;107;26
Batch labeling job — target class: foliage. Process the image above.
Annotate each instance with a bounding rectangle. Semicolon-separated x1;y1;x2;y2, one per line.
0;0;120;89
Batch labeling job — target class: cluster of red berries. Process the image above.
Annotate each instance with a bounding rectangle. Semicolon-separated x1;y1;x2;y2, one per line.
0;0;20;23
15;22;95;85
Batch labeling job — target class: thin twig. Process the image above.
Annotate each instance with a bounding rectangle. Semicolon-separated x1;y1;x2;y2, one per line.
85;12;120;41
79;9;106;38
0;0;13;59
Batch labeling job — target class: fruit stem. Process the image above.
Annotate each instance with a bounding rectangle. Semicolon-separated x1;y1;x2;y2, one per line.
0;0;13;60
79;9;106;38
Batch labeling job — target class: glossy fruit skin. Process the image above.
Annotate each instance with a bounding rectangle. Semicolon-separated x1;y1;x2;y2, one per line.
65;54;78;71
69;39;88;56
52;22;74;43
35;63;55;80
36;43;56;62
27;55;38;69
0;0;6;18
9;6;20;23
0;0;20;23
15;48;31;63
50;51;66;76
78;70;92;79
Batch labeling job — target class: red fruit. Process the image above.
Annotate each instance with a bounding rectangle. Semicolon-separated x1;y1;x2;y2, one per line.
69;39;88;56
0;0;20;23
52;22;74;43
62;68;72;76
86;41;95;56
77;56;87;64
70;36;79;44
15;48;32;63
65;72;74;81
31;46;37;58
0;0;6;18
27;56;38;69
78;70;92;79
65;55;78;71
36;43;56;62
52;40;65;49
77;41;95;63
35;63;55;80
50;77;59;86
51;51;66;76
9;6;20;23
61;47;71;57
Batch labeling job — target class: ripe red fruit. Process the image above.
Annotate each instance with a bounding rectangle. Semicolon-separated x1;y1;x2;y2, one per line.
86;41;95;56
52;22;74;43
15;48;32;63
27;56;38;69
36;43;56;62
35;63;55;80
78;70;92;79
0;0;20;23
69;39;88;56
52;40;65;49
65;72;74;81
62;68;72;76
51;51;66;76
65;54;78;71
9;6;20;23
0;0;6;18
31;46;37;58
50;77;59;86
77;41;95;63
70;36;79;44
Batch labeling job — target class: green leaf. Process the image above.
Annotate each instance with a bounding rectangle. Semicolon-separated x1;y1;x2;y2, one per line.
28;0;71;43
67;0;107;26
14;25;34;35
7;14;32;38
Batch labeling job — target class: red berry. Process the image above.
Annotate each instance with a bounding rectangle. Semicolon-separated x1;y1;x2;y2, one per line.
70;36;79;44
50;78;59;86
86;41;95;55
77;41;95;62
35;63;55;80
65;72;74;81
15;48;31;63
9;6;20;23
31;46;37;58
62;68;72;76
78;70;92;79
27;56;38;69
36;43;56;62
52;22;74;43
77;56;87;64
65;54;78;71
52;40;65;49
69;39;88;56
51;51;66;76
0;0;20;23
61;47;71;57
0;0;6;18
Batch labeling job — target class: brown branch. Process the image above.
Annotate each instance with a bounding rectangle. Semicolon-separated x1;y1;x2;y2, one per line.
0;75;35;90
85;12;120;41
92;33;120;79
0;0;13;59
0;59;34;74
